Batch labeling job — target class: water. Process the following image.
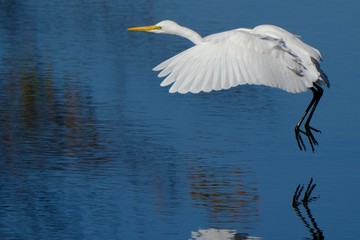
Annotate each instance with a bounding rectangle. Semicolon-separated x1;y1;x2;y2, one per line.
0;0;359;239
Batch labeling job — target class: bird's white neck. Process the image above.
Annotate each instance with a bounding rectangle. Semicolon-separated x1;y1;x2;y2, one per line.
167;25;203;45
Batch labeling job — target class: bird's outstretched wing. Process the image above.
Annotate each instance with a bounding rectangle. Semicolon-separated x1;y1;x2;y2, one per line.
153;28;323;94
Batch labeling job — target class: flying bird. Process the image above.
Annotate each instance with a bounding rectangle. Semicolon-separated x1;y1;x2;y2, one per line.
128;20;330;152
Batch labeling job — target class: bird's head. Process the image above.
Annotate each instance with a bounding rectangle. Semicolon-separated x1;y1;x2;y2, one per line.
128;20;202;44
127;20;181;34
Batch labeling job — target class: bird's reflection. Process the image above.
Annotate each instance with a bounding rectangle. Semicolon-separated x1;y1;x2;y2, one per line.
292;178;324;239
190;227;261;240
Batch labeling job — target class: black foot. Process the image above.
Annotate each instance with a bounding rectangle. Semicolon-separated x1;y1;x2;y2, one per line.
295;125;321;152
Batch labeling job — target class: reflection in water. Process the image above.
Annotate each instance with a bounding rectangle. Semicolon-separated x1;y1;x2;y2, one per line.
0;47;104;163
0;3;112;239
0;1;107;163
0;43;107;240
292;178;324;240
189;164;259;228
190;228;261;240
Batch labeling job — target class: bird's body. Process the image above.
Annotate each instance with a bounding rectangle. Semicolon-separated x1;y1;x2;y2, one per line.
128;20;330;151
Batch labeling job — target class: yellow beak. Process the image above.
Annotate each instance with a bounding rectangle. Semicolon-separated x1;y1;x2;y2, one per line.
127;25;161;32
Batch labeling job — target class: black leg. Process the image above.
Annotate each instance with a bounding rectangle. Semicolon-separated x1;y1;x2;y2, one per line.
295;83;323;152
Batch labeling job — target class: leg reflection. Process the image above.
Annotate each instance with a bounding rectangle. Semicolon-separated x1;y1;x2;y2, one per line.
292;178;324;240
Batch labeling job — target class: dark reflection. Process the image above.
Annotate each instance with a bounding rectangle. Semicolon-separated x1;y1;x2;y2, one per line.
189;164;259;228
0;57;105;164
190;227;261;240
0;48;107;240
0;0;107;164
292;178;324;240
0;2;112;239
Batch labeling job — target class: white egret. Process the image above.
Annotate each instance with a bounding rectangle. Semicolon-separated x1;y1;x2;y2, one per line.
128;20;330;152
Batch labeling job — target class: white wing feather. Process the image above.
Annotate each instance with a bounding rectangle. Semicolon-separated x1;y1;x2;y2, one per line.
253;25;322;60
153;26;325;94
252;25;329;88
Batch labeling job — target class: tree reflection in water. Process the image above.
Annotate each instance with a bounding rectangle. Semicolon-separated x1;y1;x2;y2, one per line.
189;164;259;228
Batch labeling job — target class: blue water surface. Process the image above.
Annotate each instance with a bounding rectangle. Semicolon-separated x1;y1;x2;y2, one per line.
0;0;359;239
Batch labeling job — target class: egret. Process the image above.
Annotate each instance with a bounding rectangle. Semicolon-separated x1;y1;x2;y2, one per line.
128;20;330;152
